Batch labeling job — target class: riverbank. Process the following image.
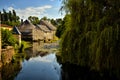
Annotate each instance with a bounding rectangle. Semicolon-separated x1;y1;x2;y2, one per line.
1;46;15;65
0;46;21;80
1;41;119;80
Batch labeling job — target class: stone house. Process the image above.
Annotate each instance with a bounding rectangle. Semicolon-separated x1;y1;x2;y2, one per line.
18;20;57;42
36;24;52;41
18;20;44;41
37;20;57;42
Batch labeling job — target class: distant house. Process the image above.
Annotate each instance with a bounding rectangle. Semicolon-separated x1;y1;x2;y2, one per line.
36;24;52;41
37;20;57;42
18;20;57;42
12;26;21;45
18;20;44;41
1;24;13;30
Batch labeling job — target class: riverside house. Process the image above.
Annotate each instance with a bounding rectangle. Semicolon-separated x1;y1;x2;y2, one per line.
18;20;44;41
37;20;57;42
18;20;57;42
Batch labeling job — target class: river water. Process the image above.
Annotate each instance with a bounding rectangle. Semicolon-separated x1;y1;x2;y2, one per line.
1;42;118;80
15;53;61;80
15;42;61;80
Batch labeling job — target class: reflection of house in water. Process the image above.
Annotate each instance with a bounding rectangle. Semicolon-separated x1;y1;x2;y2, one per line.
25;42;44;59
32;42;44;54
18;20;57;41
24;42;59;60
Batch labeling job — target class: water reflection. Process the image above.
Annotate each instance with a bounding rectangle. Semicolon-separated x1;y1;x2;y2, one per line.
1;42;60;80
15;53;61;80
25;42;59;60
1;61;21;80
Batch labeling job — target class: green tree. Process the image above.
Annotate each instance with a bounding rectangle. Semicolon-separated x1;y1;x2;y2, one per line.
3;9;7;22
0;9;20;26
56;18;62;26
8;11;12;21
50;19;57;26
56;14;70;38
0;11;1;20
12;10;17;22
61;0;120;78
41;16;47;20
28;16;40;25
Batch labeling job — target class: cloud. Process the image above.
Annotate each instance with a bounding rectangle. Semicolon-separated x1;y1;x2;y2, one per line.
8;5;52;20
8;7;14;11
50;0;54;1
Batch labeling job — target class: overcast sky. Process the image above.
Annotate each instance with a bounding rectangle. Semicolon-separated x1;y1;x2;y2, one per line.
0;0;65;20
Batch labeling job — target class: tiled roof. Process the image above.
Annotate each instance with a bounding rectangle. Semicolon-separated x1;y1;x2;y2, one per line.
37;25;50;32
40;20;56;31
19;20;35;30
12;26;21;35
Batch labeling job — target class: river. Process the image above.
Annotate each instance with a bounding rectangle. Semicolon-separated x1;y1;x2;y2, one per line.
15;53;61;80
1;42;118;80
15;42;61;80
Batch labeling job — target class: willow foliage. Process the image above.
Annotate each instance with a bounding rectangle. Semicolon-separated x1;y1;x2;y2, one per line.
61;0;120;76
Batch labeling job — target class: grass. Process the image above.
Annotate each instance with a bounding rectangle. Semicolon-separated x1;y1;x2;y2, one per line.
18;41;31;53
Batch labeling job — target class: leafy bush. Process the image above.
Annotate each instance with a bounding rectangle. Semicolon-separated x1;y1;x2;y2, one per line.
19;41;31;53
1;29;17;48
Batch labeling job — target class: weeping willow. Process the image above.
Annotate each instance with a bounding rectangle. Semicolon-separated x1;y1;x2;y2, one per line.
60;0;120;77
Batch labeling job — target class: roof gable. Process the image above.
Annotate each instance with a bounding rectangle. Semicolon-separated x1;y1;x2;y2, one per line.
19;20;36;30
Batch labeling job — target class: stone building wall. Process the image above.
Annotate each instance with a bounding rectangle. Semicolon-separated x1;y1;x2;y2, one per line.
0;25;1;61
1;46;15;64
0;24;2;69
33;29;44;41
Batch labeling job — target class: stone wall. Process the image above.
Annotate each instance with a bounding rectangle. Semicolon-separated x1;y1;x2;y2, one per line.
0;24;1;61
1;46;15;64
33;29;44;41
0;24;1;67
